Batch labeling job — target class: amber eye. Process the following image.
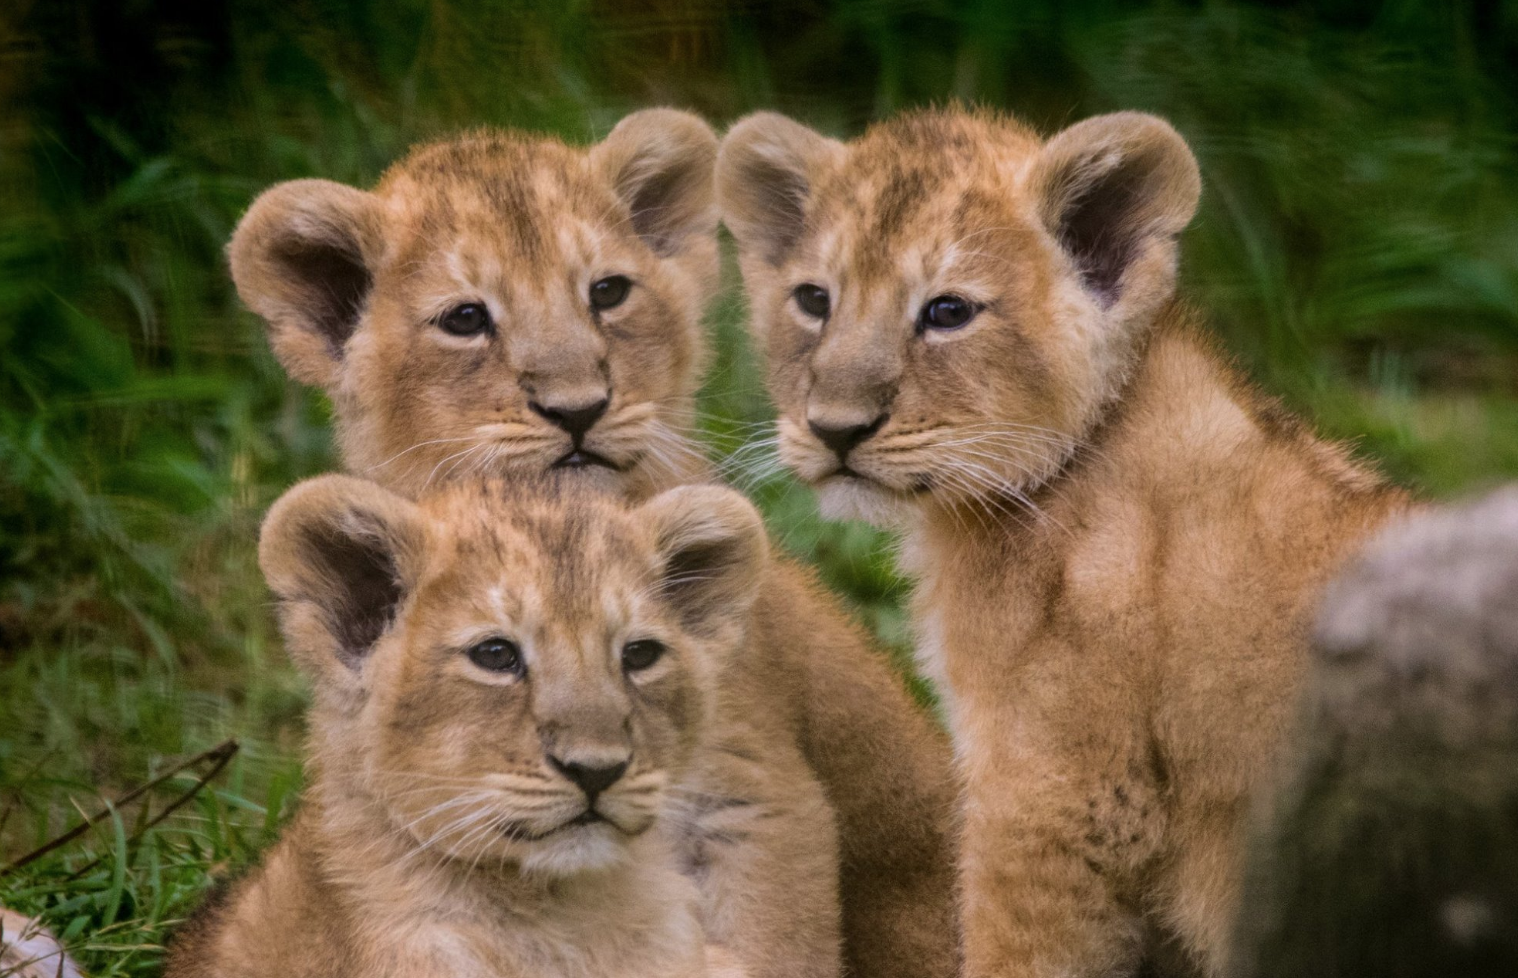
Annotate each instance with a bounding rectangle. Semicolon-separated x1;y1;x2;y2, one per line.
438;303;492;337
466;638;524;675
590;275;632;311
621;639;666;673
793;284;831;319
918;294;977;332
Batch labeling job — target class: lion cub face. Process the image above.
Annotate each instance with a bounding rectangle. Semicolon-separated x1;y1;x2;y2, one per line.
259;475;766;876
717;108;1200;523
231;110;720;499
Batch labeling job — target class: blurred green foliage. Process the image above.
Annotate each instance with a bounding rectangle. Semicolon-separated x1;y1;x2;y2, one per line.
0;0;1515;972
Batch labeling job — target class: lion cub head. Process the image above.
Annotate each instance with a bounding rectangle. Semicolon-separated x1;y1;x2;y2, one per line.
259;474;766;876
717;107;1200;522
231;110;719;499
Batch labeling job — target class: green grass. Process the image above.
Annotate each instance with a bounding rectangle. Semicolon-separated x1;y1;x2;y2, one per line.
2;1;1516;973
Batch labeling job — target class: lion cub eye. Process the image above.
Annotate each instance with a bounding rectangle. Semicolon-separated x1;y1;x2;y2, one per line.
793;284;830;320
918;295;977;332
466;638;524;675
438;303;492;337
589;275;632;311
621;639;666;673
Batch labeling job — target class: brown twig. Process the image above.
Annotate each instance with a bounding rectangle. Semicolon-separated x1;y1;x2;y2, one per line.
64;742;241;881
0;748;60;842
0;739;239;879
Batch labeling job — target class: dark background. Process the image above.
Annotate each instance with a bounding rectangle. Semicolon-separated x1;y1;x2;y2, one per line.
2;2;1516;972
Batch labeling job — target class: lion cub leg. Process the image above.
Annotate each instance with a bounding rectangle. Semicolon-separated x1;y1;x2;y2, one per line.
959;720;1166;978
683;719;843;978
1147;808;1246;975
704;943;750;978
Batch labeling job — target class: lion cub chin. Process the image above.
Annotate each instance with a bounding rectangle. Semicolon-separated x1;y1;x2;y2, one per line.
718;107;1411;976
167;475;770;978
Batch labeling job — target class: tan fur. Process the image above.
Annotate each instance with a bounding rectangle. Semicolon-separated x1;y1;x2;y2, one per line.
168;475;811;978
227;110;958;978
719;106;1411;976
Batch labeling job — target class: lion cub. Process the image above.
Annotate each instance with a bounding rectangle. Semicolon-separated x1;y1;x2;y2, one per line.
718;107;1409;976
167;475;771;978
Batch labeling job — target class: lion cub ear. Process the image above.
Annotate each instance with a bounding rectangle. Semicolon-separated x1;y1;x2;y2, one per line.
717;112;844;267
1028;112;1201;309
639;485;769;637
591;108;719;258
228;179;385;390
259;474;428;690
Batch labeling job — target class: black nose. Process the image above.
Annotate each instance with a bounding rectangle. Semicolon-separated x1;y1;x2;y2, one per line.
530;398;609;441
548;756;628;801
808;414;888;460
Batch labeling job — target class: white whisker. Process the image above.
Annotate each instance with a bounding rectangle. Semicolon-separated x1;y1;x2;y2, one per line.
365;436;480;473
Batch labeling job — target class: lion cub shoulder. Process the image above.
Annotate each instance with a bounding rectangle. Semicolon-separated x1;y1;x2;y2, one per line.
167;475;768;978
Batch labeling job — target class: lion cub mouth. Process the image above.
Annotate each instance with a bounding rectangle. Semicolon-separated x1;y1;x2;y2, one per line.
499;808;615;843
552;449;621;471
823;465;911;494
819;462;938;500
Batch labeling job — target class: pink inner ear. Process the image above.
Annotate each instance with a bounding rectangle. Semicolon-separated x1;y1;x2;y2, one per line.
293;511;406;668
1044;138;1192;308
597;114;717;258
620;154;711;257
1034;115;1198;307
732;151;812;265
719;115;841;267
268;231;373;355
1051;162;1150;306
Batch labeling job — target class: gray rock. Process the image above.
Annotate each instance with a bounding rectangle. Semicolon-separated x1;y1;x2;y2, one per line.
1232;487;1518;977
